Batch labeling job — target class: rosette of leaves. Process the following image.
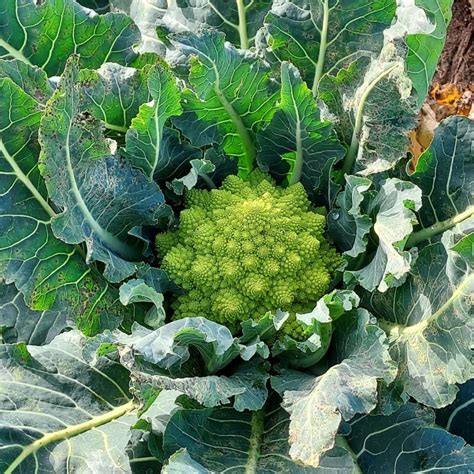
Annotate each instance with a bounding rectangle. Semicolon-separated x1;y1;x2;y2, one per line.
0;0;472;473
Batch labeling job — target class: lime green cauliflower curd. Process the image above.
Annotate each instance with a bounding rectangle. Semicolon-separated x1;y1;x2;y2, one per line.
156;171;341;339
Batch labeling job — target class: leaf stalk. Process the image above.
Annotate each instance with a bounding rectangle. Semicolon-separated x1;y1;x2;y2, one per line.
237;0;249;49
407;206;474;248
245;408;265;474
5;400;135;474
312;0;329;97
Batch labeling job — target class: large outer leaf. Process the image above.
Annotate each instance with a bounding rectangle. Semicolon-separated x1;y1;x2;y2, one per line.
0;283;67;345
348;403;474;472
172;0;272;49
124;62;201;180
112;0;272;54
262;0;395;89
409;115;474;240
0;0;139;75
260;1;451;175
320;45;417;176
80;63;152;132
110;0;169;54
436;380;474;444
344;178;422;292
0;332;138;473
163;404;359;472
39;56;169;283
365;219;473;408
0;66;133;335
121;347;269;411
257;62;344;198
405;0;453;106
172;30;279;177
272;309;395;467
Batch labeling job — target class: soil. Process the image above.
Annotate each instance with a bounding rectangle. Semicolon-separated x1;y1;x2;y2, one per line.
433;0;473;87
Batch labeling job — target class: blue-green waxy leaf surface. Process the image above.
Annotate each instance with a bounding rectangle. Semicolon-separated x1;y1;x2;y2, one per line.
366;218;474;409
436;380;474;444
120;279;166;329
39;56;170;283
0;61;135;335
111;0;272;55
348;403;474;473
272;309;395;467
344;178;422;292
0;283;67;345
0;0;140;75
172;30;279;177
408;115;474;242
131;317;267;375
257;62;344;198
328;175;372;258
0;332;138;473
121;346;269;411
163;404;359;472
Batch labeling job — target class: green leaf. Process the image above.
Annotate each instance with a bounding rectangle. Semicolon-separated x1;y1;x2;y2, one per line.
407;116;474;247
304;290;360;324
39;56;170;283
0;332;138;473
436;380;474;444
0;283;67;345
321;46;417;176
110;0;170;54
272;309;395;467
172;30;279;177
131;317;266;375
77;0;110;13
260;0;396;94
366;219;473;408
123;62;192;180
163;449;208;473
168;158;216;195
80;63;152;133
348;403;474;472
260;1;451;175
0;66;134;335
344;178;422;292
0;59;54;104
168;147;238;195
0;0;139;75
171;0;272;49
122;347;269;411
257;62;344;198
405;0;453;106
163;404;359;472
328;175;372;258
113;0;272;54
119;279;166;329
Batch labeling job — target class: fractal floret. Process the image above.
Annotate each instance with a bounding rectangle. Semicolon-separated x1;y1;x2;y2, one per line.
156;171;341;338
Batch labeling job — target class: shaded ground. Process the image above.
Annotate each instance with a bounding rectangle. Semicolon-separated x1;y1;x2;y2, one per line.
434;0;473;87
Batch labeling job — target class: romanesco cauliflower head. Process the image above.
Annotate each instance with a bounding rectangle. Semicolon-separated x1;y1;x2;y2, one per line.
156;171;341;339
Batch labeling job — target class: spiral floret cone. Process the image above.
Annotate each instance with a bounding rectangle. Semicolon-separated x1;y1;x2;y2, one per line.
156;171;341;341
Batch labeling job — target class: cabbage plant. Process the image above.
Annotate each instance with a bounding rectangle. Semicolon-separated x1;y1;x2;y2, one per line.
0;0;472;472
